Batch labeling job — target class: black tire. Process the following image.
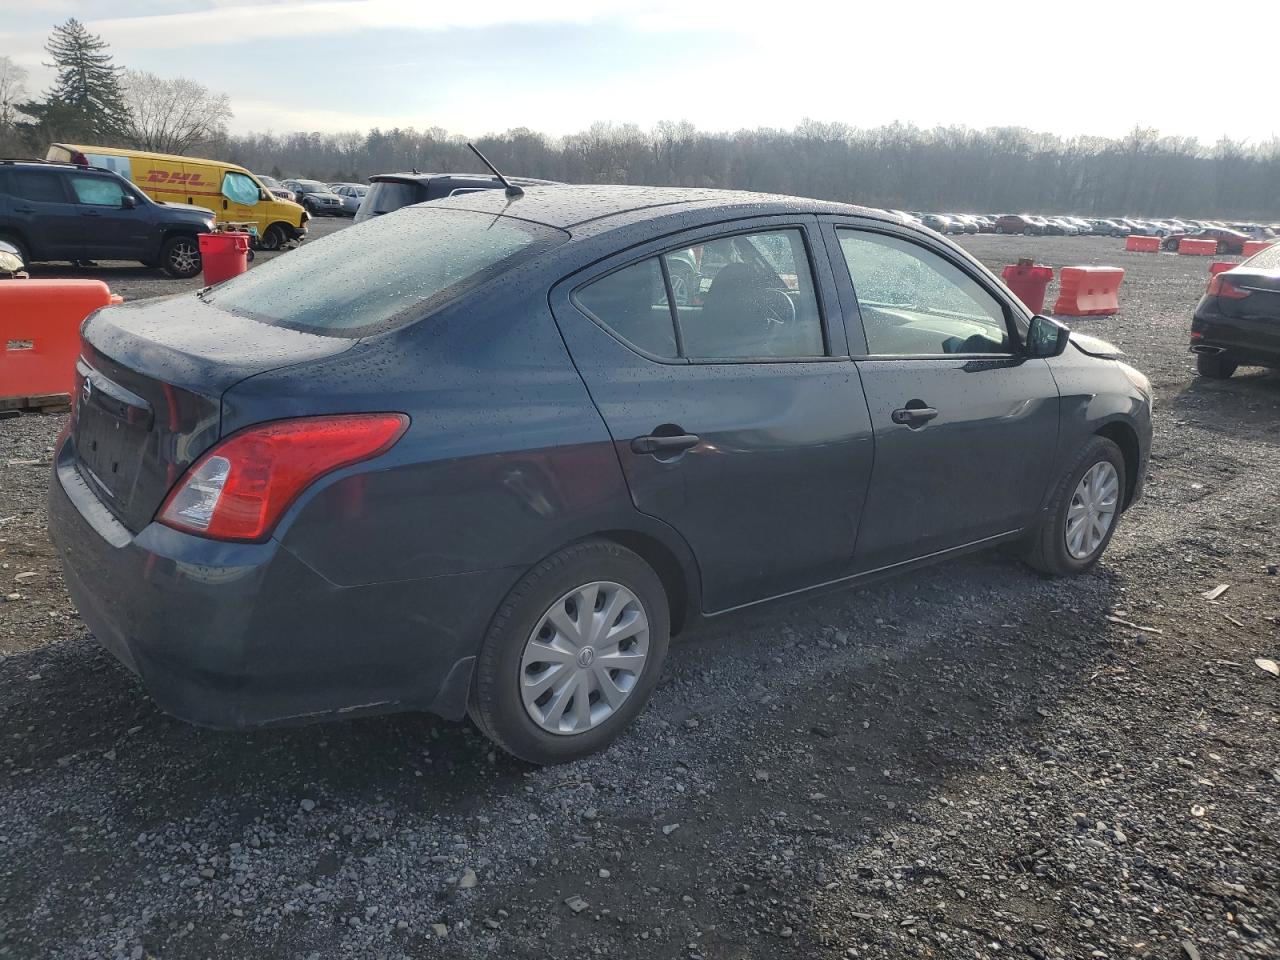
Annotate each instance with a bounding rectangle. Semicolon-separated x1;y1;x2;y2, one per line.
1023;227;1035;236
0;232;30;271
468;539;671;765
1216;241;1228;255
995;226;1005;234
1020;436;1126;577
160;234;201;279
258;224;286;251
1196;353;1237;379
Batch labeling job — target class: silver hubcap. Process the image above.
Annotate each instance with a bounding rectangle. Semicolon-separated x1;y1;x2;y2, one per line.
520;581;649;736
1066;461;1119;559
170;241;199;273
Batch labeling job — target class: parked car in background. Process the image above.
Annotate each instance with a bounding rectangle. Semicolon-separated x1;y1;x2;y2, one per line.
994;214;1042;235
282;179;345;217
972;215;996;233
948;215;980;235
45;143;308;252
1091;219;1131;237
1162;227;1251;254
1146;220;1182;238
1043;217;1079;236
0;158;213;277
918;213;952;234
256;174;296;203
354;172;557;224
1190;240;1280;378
888;209;923;228
1120;218;1160;236
1227;223;1277;241
329;183;367;217
1064;217;1094;235
47;184;1151;764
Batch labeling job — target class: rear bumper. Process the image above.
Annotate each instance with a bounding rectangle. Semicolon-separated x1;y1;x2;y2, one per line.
1191;310;1280;369
48;441;515;729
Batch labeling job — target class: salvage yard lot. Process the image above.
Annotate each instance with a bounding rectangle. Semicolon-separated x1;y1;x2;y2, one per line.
1;233;1277;959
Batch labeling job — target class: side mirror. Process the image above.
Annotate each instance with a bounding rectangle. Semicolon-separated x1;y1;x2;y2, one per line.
121;194;137;209
1026;314;1070;358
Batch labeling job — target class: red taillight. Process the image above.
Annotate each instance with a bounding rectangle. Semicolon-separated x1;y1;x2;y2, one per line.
1206;274;1250;299
157;414;409;542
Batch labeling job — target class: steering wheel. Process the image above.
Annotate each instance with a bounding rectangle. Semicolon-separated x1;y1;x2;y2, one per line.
759;286;796;326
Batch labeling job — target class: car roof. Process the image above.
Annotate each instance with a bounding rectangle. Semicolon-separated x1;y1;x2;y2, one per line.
427;184;888;233
369;171;556;187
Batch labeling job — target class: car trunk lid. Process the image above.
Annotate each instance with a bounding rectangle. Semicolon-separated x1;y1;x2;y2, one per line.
74;294;355;533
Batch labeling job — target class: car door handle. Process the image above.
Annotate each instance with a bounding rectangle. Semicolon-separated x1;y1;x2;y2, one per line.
631;433;700;455
81;210;101;217
891;406;939;426
14;206;34;214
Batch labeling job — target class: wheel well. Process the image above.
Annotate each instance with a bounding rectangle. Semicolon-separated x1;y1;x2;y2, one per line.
1095;422;1139;508
0;228;31;258
597;530;695;636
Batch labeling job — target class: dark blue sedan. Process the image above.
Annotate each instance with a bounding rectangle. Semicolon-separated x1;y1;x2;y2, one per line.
49;186;1152;764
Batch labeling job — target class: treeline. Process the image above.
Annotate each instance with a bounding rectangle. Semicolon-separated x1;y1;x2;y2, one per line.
219;121;1280;220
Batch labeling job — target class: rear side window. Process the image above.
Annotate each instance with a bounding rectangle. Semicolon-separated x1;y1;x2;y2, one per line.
69;174;127;206
363;180;424;216
574;228;826;361
7;170;67;203
204;207;566;336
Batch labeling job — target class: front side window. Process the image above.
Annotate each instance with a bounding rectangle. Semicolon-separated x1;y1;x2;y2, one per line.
69;174;127;207
837;230;1010;356
203;207;565;335
574;227;826;361
222;171;261;205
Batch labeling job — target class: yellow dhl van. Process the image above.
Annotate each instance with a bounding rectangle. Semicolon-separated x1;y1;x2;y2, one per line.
46;143;307;250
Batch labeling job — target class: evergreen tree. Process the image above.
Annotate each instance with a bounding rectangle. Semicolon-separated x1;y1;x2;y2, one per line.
42;18;130;140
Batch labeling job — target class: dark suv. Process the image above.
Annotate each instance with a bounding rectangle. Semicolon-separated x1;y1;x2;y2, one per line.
0;160;214;278
353;172;557;223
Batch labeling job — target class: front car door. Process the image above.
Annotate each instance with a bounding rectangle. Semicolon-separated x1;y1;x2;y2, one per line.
66;172;150;261
551;216;874;613
220;169;264;227
821;218;1061;572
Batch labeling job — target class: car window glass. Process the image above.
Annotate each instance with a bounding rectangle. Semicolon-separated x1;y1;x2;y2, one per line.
84;154;133;179
662;228;825;359
837;230;1010;356
222;171;260;205
363;181;421;215
8;170;66;203
574;258;678;359
206;207;565;336
69;174;127;207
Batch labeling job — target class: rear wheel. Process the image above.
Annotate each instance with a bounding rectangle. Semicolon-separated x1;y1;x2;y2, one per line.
995;226;1005;234
1023;227;1035;236
160;235;201;279
1196;353;1237;379
1020;436;1125;577
468;540;670;765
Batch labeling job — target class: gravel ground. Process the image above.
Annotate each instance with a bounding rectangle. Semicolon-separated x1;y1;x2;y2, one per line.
1;234;1277;960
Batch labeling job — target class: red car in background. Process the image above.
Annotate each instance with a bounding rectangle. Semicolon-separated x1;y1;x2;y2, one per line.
994;214;1044;235
1162;227;1251;254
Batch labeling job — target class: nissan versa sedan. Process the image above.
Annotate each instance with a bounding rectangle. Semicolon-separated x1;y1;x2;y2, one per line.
49;186;1153;765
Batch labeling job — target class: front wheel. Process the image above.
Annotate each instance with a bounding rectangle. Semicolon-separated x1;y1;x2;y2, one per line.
1020;436;1126;576
160;235;201;279
469;540;670;765
1196;353;1237;379
258;224;286;251
995;226;1005;234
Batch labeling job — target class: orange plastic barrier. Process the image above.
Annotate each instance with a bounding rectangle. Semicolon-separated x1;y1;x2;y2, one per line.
1242;239;1275;257
1125;235;1160;252
1052;267;1124;316
0;280;121;402
1209;261;1236;276
1178;237;1216;256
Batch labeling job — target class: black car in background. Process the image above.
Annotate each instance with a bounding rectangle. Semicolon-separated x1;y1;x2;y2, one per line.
353;172;557;223
281;179;345;217
1191;241;1280;378
49;186;1152;765
0;159;214;278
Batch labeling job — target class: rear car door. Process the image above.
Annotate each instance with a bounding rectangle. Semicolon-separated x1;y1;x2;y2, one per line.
551;217;874;613
67;172;151;261
2;167;84;262
823;219;1061;572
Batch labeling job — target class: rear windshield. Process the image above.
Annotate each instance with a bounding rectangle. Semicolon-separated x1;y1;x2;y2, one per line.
1245;243;1280;270
364;180;424;216
202;207;566;336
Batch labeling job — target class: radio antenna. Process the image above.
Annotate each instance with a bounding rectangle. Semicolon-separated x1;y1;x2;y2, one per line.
468;142;523;198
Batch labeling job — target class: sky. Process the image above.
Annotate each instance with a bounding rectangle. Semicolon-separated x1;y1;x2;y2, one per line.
3;0;1278;144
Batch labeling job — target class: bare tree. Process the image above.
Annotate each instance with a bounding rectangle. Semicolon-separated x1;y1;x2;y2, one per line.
122;69;232;154
0;55;29;129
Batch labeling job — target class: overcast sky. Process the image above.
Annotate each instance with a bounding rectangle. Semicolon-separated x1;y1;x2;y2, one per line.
4;0;1277;144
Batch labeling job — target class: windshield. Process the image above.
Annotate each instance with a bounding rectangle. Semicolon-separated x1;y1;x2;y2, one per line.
295;180;328;193
203;207;566;336
363;180;423;216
